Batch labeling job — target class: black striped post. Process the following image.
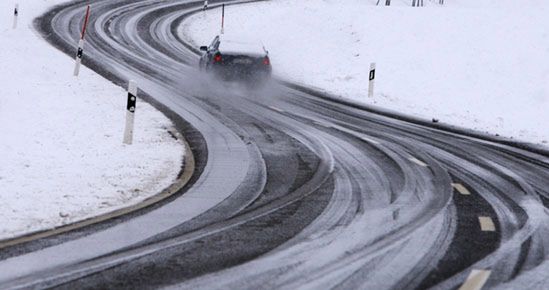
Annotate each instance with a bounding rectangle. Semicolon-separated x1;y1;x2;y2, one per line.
74;5;90;77
13;4;19;29
123;81;138;145
203;0;208;11
368;63;376;98
73;39;85;76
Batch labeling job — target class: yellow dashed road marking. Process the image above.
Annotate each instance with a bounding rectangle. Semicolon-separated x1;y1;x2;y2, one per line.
459;269;491;290
360;136;380;145
479;217;496;232
409;157;428;167
452;183;471;195
268;106;284;113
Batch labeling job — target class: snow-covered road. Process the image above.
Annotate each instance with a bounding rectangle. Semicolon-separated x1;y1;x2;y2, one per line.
0;1;548;289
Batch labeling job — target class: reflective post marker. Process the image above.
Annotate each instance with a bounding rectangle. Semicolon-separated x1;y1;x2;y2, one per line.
13;4;19;29
221;4;225;34
73;39;85;76
203;0;208;11
74;5;90;77
368;62;376;98
123;81;138;145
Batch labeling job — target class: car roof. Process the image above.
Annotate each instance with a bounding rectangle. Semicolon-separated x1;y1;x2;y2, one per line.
217;35;267;57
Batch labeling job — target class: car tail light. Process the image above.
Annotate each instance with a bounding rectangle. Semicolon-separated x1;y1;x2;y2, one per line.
263;56;270;66
213;53;222;63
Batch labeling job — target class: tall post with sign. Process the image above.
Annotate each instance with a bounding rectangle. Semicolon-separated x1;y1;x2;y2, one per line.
368;63;376;98
74;5;91;77
123;81;138;145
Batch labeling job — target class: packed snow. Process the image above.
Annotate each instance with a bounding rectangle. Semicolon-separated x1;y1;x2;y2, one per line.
182;0;549;146
218;34;268;57
0;0;184;240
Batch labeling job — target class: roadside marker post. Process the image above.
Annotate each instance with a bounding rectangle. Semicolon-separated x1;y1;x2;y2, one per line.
368;62;376;98
74;5;91;77
123;81;138;145
13;4;19;29
221;4;225;34
73;39;85;76
203;0;208;11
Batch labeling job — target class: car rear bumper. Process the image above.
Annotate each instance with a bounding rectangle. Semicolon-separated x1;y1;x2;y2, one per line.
211;65;271;81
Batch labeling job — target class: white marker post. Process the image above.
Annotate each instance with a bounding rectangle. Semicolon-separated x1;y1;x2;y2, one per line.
221;4;225;34
74;5;90;77
13;4;19;29
73;39;85;76
123;81;138;145
368;62;376;98
203;0;208;11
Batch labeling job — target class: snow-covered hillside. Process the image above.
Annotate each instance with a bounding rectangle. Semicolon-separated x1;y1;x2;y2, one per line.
182;0;549;145
0;1;184;240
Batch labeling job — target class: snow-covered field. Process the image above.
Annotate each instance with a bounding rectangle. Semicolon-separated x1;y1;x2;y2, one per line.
182;0;549;146
0;1;184;240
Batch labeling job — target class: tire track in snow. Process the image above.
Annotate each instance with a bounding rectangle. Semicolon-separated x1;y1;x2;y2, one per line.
1;0;548;289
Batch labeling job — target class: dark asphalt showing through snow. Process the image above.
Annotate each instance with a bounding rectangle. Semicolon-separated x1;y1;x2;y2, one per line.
0;0;548;289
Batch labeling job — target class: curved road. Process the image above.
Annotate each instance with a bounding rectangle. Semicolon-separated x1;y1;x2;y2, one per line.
1;0;548;289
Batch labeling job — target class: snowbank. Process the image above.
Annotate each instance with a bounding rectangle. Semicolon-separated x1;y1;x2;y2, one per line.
182;0;549;145
0;1;184;240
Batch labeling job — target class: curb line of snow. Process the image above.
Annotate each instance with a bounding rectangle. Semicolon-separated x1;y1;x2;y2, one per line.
0;130;195;250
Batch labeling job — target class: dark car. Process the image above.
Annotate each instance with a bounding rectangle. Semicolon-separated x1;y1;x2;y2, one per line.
199;35;272;82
